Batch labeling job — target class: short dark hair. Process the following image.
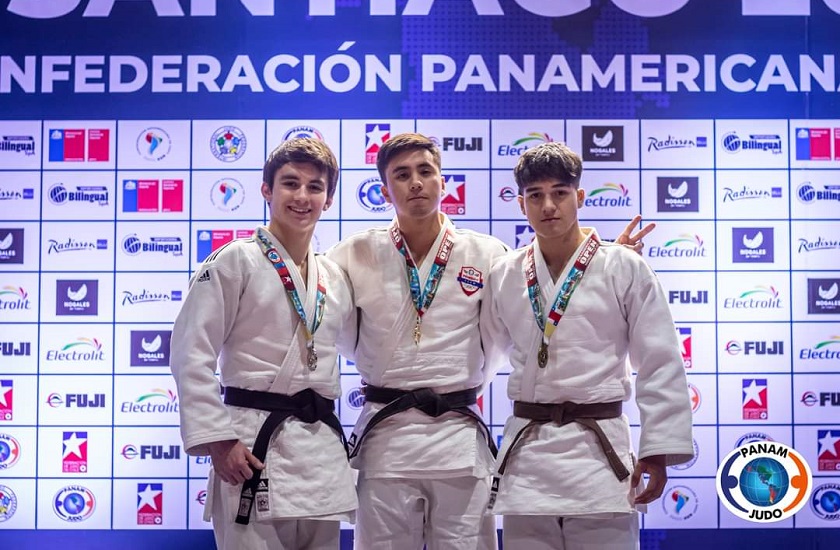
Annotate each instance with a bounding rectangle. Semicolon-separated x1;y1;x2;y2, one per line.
514;142;582;194
376;133;442;183
263;138;339;198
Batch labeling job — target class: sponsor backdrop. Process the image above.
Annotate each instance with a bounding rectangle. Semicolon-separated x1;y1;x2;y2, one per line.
0;0;839;546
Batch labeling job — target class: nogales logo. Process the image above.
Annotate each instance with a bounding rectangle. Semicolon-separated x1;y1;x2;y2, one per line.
657;177;698;212
0;485;17;523
210;126;246;162
717;441;811;522
47;237;108;254
497;132;552;157
811;484;840;520
0;134;35;155
357;177;392;213
48;184;109;206
797;235;840;254
121;388;179;414
721;132;782;154
56;280;98;316
0;229;23;264
583;183;631;208
0;433;21;470
733;228;774;263
582;126;623;161
722;185;782;202
210;178;245;212
54;485;96;522
45;337;105;362
797;182;840;204
136;127;171;162
122;234;183;256
808;279;840;315
723;286;782;310
282;125;324;141
662;485;698;520
647;135;706;152
648;233;706;259
799;336;840;361
0;285;32;311
121;289;182;306
130;330;172;367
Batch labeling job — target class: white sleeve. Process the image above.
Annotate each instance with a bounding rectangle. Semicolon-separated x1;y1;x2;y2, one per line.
334;266;358;362
479;257;514;395
170;255;242;456
623;255;695;466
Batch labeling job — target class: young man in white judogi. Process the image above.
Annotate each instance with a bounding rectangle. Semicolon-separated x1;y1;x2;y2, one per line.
170;138;357;550
485;142;694;550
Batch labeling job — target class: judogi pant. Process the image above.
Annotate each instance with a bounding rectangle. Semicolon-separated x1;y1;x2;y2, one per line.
211;478;341;550
355;475;497;550
502;512;639;550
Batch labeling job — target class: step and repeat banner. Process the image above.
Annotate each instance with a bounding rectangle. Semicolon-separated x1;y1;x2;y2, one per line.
1;0;839;543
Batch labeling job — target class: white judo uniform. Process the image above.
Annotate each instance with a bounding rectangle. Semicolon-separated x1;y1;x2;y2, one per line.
486;228;693;548
170;228;358;550
327;216;508;550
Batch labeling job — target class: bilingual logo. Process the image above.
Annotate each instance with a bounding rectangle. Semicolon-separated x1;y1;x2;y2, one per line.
582;126;623;161
130;330;172;367
0;134;35;156
0;229;23;264
210;126;246;162
136;127;171;162
137;483;163;525
810;484;840;520
657;177;698;212
497;132;552;157
49;129;109;162
722;185;783;202
742;378;768;420
0;380;13;421
441;175;466;215
357;177;392;214
0;485;17;523
515;224;535;248
0;433;21;469
677;327;692;368
62;431;88;473
817;430;840;472
807;279;840;315
717;441;811;522
795;128;833;161
56;280;99;316
346;388;365;409
210;178;245;212
122;179;184;213
457;266;484;297
662;485;698;520
54;485;96;522
648;233;707;259
48;184;109;206
122;234;183;257
364;123;390;164
796;182;840;204
282;125;324;141
732;228;774;263
721;132;782;155
583;183;631;207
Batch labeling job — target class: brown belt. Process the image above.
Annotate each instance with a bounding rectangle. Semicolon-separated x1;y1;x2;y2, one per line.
504;400;630;481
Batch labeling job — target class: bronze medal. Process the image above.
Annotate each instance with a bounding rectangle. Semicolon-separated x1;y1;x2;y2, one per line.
537;341;549;369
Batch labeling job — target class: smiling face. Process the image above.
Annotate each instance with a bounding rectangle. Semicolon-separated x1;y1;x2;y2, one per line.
518;179;584;242
261;161;333;239
381;148;445;222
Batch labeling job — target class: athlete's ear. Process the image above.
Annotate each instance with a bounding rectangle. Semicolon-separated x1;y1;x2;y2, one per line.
261;181;272;203
517;194;525;216
577;188;585;208
380;181;392;204
323;196;334;211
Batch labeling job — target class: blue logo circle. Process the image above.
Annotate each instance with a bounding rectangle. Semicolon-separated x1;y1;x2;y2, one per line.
797;183;816;203
357;177;392;213
722;132;741;153
49;184;69;205
347;388;365;409
811;484;840;520
738;457;790;506
122;235;142;255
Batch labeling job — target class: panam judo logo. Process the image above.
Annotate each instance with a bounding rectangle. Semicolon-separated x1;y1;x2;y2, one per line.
53;485;96;522
716;441;811;522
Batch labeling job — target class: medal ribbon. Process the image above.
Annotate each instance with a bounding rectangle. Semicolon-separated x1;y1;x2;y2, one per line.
389;222;455;336
255;228;326;348
525;232;600;349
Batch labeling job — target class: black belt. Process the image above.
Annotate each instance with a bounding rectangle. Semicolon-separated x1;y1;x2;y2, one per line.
223;387;347;525
504;400;629;481
348;385;497;459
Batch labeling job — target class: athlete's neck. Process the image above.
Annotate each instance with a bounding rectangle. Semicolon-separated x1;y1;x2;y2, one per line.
537;225;586;283
397;212;444;266
267;221;312;268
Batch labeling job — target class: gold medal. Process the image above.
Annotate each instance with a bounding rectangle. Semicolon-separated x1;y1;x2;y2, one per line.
306;341;318;371
413;316;422;345
537;341;549;369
